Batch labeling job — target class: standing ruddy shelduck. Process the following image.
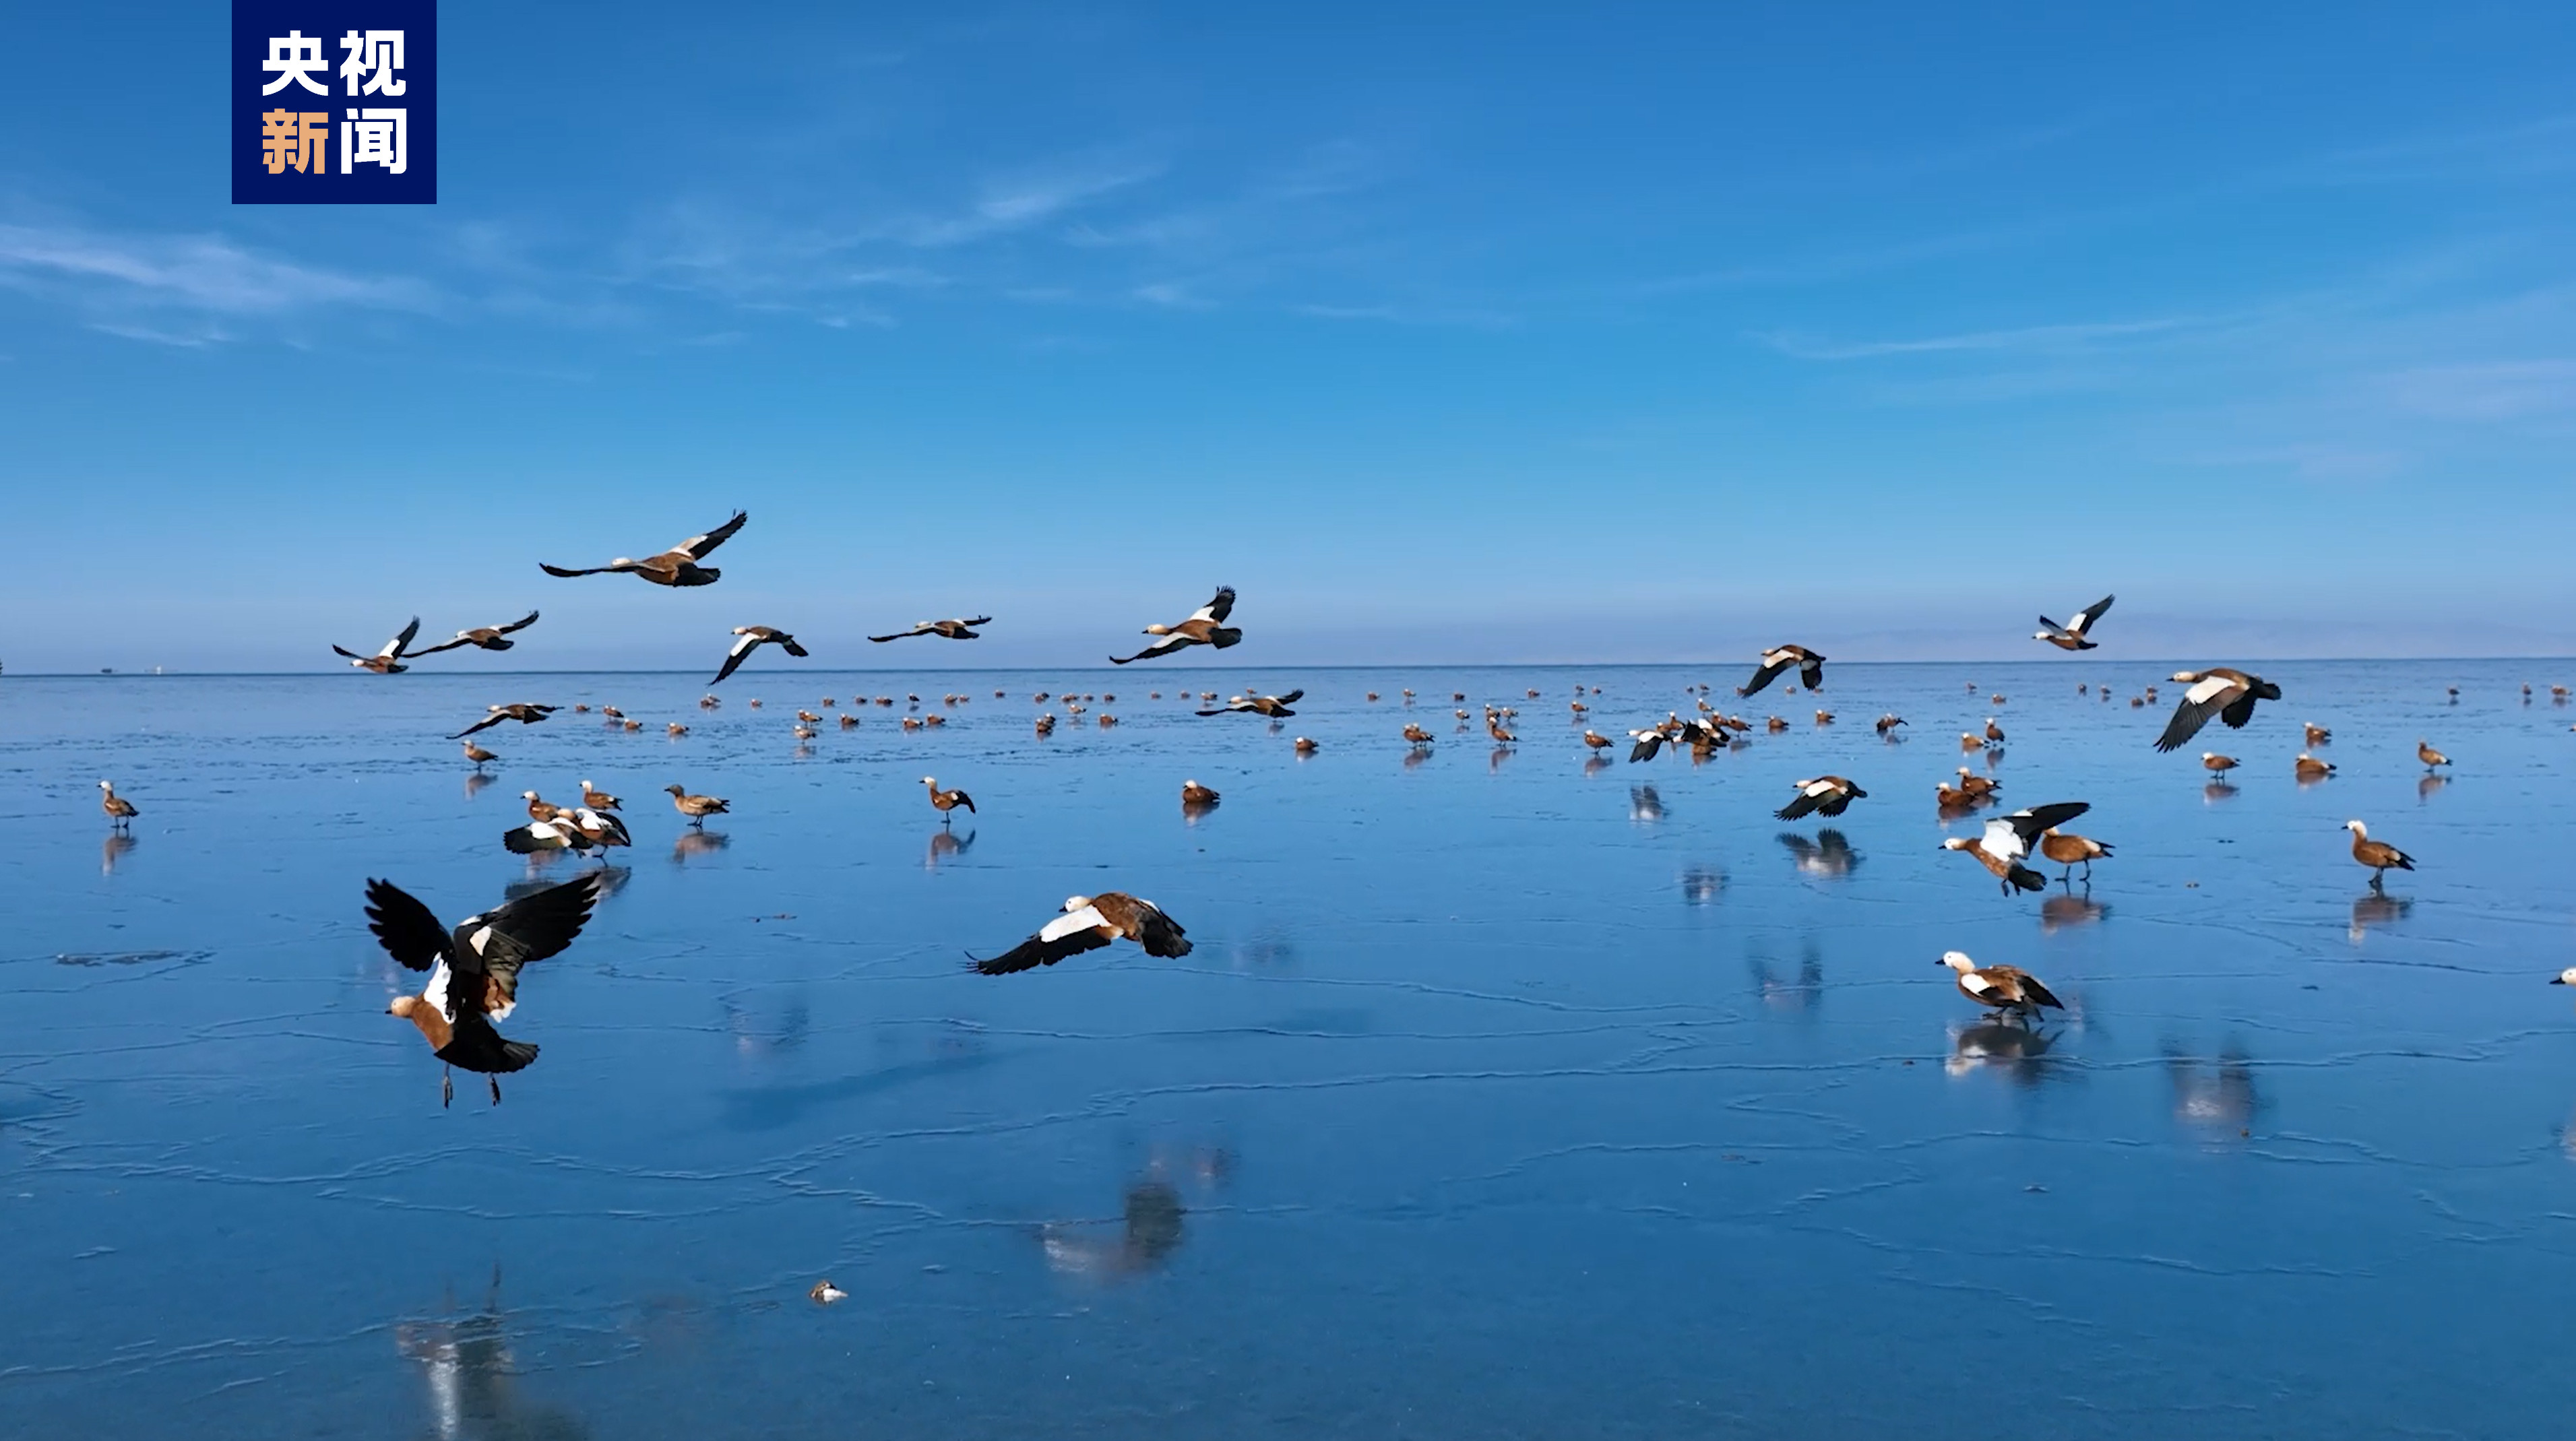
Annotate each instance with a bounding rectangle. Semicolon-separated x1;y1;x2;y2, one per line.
461;741;498;769
2201;752;2239;779
1294;736;1319;755
1406;724;1436;744
972;893;1193;975
2033;594;2114;651
665;784;729;826
412;611;540;655
2037;828;2112;883
520;790;565;823
2417;740;2450;772
711;625;809;685
2155;669;2282;752
367;873;599;1106
1939;951;2065;1020
921;777;976;825
1198;690;1304;719
1983;718;2006;744
98;779;138;829
540;511;747;587
2304;722;2331;746
1111;587;1240;664
1180;779;1220;807
1738;645;1825;698
451;703;558;739
1580;730;1612;751
1776;776;1866;821
1942;801;2091;895
332;616;423;674
869;616;992;643
579;779;620;811
1955;767;1998;798
2344;820;2416;889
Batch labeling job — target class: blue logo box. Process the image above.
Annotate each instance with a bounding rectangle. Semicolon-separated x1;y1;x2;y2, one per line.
232;1;437;204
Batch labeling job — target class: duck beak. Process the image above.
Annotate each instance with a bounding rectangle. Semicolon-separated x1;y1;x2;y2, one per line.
2553;977;2569;986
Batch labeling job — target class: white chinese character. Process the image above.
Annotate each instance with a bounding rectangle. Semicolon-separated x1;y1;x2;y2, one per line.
261;31;330;96
342;108;408;174
338;30;407;97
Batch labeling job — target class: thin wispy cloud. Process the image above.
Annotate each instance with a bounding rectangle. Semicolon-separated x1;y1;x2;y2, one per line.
2386;359;2576;421
1291;301;1515;329
2302;114;2576;186
1132;280;1211;309
2190;443;2406;484
1756;317;2201;361
1626;222;2063;297
900;160;1164;247
0;220;437;342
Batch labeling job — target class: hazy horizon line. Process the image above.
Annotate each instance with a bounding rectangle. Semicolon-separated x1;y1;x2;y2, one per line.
9;655;2573;679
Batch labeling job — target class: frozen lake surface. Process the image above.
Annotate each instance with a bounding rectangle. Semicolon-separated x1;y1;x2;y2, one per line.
7;660;2575;1438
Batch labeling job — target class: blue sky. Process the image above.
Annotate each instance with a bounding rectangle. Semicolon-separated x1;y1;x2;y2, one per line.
4;3;2573;671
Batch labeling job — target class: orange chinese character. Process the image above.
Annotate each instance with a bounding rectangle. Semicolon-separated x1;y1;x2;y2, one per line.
260;108;331;174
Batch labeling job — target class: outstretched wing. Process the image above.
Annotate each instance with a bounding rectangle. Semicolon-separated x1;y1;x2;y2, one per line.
450;711;508;738
972;905;1114;975
331;644;366;660
379;617;422;659
1190;586;1236;625
495;610;540;635
1628;732;1665;762
778;637;809;658
960;616;994;627
677;511;749;560
1798;658;1825;689
2154;675;2239;752
407;635;475;656
365;878;455;972
2219;691;2263;729
2001;802;2091;845
503;819;571;854
540;563;619;578
867;627;920;643
2069;594;2114;636
1112;633;1196;664
1276;690;1305;705
455;874;601;1017
1738;656;1791;697
710;632;760;685
1776;792;1823;822
476;873;600;967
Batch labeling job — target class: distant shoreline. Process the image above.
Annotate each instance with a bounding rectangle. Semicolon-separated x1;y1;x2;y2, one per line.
7;657;2573;679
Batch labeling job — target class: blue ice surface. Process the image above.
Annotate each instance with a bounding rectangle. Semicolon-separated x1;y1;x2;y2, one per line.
4;659;2573;1437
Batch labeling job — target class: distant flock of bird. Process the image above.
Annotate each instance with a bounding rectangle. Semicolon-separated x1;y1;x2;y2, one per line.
84;527;2570;1107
